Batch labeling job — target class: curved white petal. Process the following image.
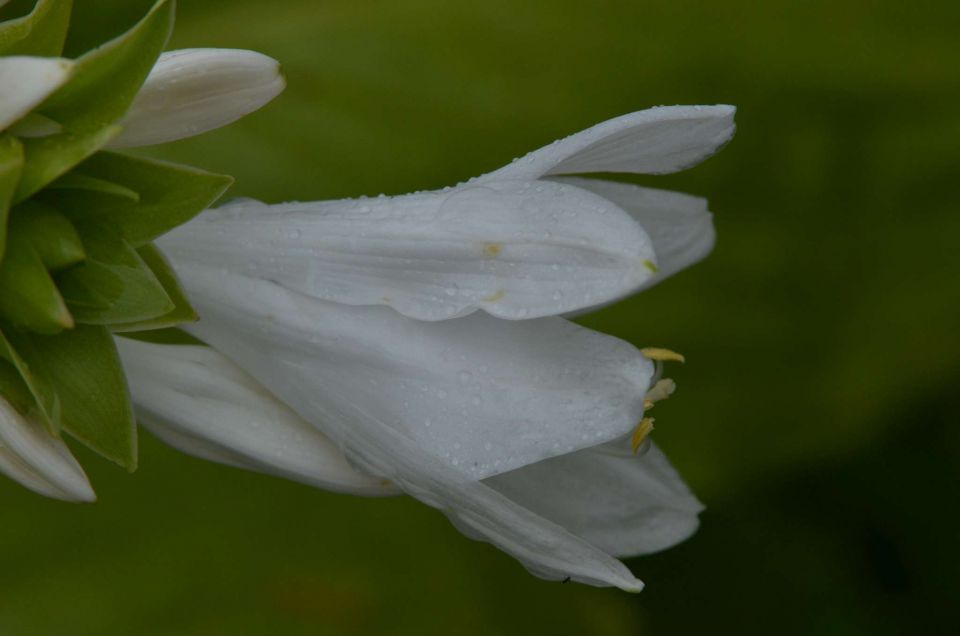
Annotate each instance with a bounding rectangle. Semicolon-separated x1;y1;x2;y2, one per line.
477;105;736;182
349;424;646;591
172;264;654;482
0;56;73;132
172;268;649;589
487;441;703;558
0;397;96;502
162;179;657;321
108;48;285;149
115;337;398;497
552;177;715;319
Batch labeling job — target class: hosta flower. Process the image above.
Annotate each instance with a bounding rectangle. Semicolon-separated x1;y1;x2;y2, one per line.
161;105;734;320
118;105;734;589
0;46;284;500
0;396;95;502
108;48;286;149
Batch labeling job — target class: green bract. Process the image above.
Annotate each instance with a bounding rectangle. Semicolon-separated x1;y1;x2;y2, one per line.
0;0;232;472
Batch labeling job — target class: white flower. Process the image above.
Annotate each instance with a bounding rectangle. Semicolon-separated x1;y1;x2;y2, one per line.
0;396;95;502
160;105;733;320
118;270;701;591
0;47;284;499
108;48;286;149
0;48;285;144
116;336;398;497
0;56;73;131
126;106;731;589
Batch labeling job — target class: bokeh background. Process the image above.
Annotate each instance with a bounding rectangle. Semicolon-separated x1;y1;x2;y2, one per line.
2;0;958;633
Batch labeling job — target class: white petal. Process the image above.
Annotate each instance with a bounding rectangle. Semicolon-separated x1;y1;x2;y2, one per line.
0;396;96;502
170;270;648;589
115;337;397;497
477;105;736;182
487;441;703;557
551;177;715;318
171;264;653;481
162;179;657;320
108;48;285;149
0;56;73;132
353;427;645;590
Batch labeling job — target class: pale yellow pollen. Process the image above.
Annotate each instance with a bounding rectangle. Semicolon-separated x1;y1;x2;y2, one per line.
645;378;676;403
640;347;686;363
643;399;655;410
482;242;503;257
482;289;505;302
642;259;659;273
631;417;655;454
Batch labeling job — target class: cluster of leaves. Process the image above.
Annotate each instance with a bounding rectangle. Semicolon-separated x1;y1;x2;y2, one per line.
0;0;231;471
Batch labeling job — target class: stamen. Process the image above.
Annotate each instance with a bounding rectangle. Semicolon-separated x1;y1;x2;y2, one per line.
641;347;686;363
643;259;659;273
645;378;676;404
631;417;655;454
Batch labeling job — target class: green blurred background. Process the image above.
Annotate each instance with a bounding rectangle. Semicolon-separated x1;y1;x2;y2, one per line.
2;0;958;633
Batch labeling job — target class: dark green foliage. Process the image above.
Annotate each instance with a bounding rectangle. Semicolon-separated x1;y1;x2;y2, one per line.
0;0;230;474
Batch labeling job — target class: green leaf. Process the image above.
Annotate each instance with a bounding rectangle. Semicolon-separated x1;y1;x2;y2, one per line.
116;327;206;346
0;134;24;262
10;200;85;270
39;151;233;245
56;222;174;325
0;357;36;415
0;324;57;429
47;173;140;201
111;243;198;332
0;235;72;334
0;0;73;56
37;0;174;133
2;323;137;469
14;124;121;203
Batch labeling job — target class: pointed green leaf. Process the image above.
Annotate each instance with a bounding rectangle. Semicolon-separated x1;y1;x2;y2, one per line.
10;200;85;270
6;112;62;138
47;173;140;201
0;235;72;334
0;0;73;56
37;0;174;133
14;124;121;203
0;325;57;430
56;222;174;325
2;323;137;469
0;357;35;416
39;151;233;245
111;243;197;332
0;134;23;261
116;327;205;346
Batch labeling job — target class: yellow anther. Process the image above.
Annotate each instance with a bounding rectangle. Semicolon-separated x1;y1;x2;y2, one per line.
643;399;655;410
641;347;685;363
645;378;676;404
482;289;505;302
482;242;503;257
631;417;655;454
642;259;659;273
